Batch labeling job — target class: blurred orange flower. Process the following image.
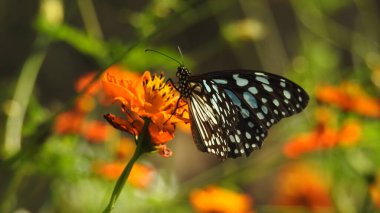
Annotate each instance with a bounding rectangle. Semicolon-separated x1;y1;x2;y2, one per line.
94;162;155;188
116;138;136;160
102;65;188;157
80;120;113;143
74;71;105;113
189;185;254;213
75;71;102;95
53;71;114;143
316;82;380;118
274;163;332;213
53;111;84;134
284;119;362;158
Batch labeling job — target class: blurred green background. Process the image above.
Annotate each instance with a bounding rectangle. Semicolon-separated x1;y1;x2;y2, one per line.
1;0;380;212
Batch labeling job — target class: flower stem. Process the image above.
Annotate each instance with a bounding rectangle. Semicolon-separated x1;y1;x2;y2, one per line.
102;119;151;213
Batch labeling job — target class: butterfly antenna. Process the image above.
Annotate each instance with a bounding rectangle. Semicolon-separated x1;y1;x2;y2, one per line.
145;49;183;66
177;46;185;65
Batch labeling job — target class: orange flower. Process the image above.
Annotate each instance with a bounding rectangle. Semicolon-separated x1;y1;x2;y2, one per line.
284;119;362;159
53;111;84;134
74;71;104;113
75;71;101;95
274;163;332;212
116;138;136;160
189;185;254;213
338;120;361;146
315;107;333;125
75;95;96;113
316;82;380;118
352;97;380;118
54;71;116;144
316;85;349;109
94;162;155;188
102;65;188;157
177;121;191;134
80;120;113;143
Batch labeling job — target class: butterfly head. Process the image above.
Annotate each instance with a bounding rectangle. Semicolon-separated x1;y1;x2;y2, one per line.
176;65;191;77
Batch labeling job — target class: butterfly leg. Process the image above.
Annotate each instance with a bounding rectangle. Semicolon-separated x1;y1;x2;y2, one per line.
165;78;179;90
154;78;178;91
163;95;183;124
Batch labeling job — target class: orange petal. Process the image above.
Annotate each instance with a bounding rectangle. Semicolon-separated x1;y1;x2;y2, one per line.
101;65;143;107
148;123;175;145
177;121;191;134
104;113;142;136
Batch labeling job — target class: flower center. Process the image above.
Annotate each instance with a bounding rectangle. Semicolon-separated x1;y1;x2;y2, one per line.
143;73;179;114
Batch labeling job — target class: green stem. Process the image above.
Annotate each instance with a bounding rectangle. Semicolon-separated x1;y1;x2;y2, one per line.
77;0;103;39
102;119;151;213
3;38;49;157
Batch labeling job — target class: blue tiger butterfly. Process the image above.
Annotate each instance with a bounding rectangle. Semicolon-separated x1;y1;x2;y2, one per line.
147;49;309;159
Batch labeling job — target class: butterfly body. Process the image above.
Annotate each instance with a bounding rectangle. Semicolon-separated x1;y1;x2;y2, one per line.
174;66;309;160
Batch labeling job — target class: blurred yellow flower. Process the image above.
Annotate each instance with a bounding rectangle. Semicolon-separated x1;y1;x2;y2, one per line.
223;19;266;42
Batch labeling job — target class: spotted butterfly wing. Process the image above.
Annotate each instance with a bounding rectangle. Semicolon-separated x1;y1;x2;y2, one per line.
187;79;241;158
175;67;309;159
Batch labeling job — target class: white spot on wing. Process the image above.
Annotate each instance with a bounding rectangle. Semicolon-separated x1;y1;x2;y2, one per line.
261;105;268;114
233;74;249;86
213;79;228;84
273;99;280;106
203;80;211;92
245;132;251;139
248;87;258;94
229;135;235;142
283;90;291;99
257;112;264;119
256;76;269;84
263;84;273;92
243;92;258;109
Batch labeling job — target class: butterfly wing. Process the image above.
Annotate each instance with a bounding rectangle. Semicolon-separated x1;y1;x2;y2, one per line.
188;80;241;159
188;70;309;159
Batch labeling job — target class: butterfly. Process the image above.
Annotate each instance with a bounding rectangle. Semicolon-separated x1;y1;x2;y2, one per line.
147;49;309;160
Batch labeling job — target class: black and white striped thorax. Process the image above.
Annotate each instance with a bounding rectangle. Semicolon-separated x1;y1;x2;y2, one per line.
173;66;309;160
176;65;192;98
